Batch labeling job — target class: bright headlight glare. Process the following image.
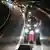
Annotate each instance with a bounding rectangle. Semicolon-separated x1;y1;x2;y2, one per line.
27;24;30;27
30;5;32;8
34;24;37;27
28;19;31;22
25;28;29;33
28;12;31;15
35;28;40;33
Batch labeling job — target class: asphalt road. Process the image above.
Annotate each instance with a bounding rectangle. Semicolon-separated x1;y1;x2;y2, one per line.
0;4;24;44
0;43;50;50
32;44;49;50
0;44;17;50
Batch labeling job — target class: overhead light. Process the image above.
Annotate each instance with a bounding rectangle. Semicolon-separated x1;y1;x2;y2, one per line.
7;0;8;1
